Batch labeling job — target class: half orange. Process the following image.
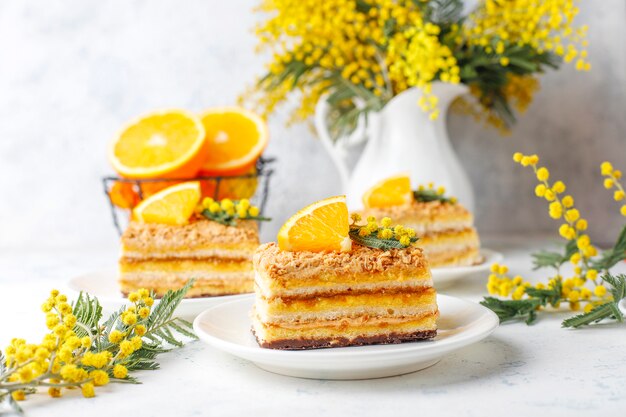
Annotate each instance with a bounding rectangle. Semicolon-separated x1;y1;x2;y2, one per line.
362;174;413;208
278;196;351;252
199;107;268;175
109;110;207;179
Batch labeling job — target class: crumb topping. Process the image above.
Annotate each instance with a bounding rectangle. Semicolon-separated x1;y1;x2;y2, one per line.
254;242;429;279
122;218;259;250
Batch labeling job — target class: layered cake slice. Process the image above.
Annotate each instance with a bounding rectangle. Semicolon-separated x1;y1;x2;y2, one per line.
119;219;259;297
251;195;438;350
359;175;482;268
118;181;268;298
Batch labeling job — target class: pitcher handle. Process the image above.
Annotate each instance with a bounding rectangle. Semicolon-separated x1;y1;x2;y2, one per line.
314;96;366;191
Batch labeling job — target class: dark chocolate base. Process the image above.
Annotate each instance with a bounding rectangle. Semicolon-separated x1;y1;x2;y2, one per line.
253;329;437;350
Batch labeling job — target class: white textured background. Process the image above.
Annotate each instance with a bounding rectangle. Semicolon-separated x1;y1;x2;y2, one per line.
0;0;624;250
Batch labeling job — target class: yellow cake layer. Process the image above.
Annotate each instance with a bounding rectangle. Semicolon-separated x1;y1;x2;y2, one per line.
252;313;438;343
255;269;432;299
427;247;483;268
121;244;258;260
119;274;253;297
416;227;479;247
256;288;436;319
119;258;252;274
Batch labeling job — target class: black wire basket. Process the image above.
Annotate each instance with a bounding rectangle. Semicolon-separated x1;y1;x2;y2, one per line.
102;157;275;235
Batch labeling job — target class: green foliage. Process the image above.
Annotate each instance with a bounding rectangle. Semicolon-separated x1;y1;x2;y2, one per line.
349;226;418;250
413;189;456;204
419;0;464;25
455;43;560;127
71;292;103;338
531;239;577;270
482;274;626;328
480;297;542;324
349;228;418;250
562;302;623;328
591;225;626;271
200;208;271;227
324;74;386;141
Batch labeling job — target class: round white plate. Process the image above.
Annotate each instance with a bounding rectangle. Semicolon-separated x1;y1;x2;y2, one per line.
430;248;503;288
67;269;251;319
193;294;499;380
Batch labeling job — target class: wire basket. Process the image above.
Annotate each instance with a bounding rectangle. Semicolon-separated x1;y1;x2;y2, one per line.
102;157;275;235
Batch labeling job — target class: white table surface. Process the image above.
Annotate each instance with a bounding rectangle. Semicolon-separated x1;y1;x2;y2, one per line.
1;237;625;417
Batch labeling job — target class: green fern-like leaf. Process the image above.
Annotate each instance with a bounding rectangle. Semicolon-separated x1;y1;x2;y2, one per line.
71;292;103;337
480;297;542;324
349;228;418;250
592;225;626;271
561;302;622;328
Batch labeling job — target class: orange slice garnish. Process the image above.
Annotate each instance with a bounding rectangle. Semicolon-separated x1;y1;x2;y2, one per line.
362;174;413;208
199;107;268;175
109;110;207;179
278;196;351;252
133;182;201;225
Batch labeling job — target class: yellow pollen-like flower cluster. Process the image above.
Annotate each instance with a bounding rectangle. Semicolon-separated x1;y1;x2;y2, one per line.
198;197;261;219
513;152;601;276
600;161;626;217
487;262;612;313
352;215;416;247
2;287;157;402
464;0;589;71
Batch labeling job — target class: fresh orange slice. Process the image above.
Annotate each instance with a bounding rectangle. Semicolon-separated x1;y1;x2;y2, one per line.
362;174;413;208
109;110;207;179
199;107;268;175
278;196;351;252
133;182;201;225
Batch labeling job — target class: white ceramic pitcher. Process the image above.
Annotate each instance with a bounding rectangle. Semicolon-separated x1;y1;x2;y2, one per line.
315;82;475;212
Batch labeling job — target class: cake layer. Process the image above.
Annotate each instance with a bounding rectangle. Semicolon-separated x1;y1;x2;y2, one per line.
255;269;432;299
119;258;252;274
256;288;437;324
119;272;253;297
358;200;473;235
426;247;483;268
414;228;479;252
254;242;430;287
252;313;438;350
121;219;259;260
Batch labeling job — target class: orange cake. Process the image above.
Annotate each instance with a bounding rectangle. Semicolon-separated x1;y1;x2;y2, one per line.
116;181;267;298
359;200;481;267
359;176;482;268
251;196;438;350
119;219;259;297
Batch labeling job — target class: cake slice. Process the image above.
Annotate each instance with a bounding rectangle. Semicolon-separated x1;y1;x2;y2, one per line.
119;219;259;297
252;243;437;349
360;200;481;267
359;176;482;268
117;181;268;298
251;195;438;350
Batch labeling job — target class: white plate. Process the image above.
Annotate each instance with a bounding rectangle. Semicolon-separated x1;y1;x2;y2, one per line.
430;248;503;288
67;269;251;319
193;294;499;380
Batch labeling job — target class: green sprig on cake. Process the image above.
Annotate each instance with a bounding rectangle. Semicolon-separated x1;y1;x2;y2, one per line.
349;214;418;250
413;184;457;204
196;197;271;226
